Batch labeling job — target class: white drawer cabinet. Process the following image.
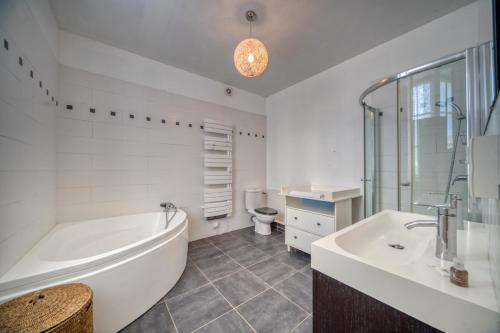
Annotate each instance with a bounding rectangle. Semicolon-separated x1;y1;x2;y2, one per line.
283;191;357;254
285;226;321;254
286;207;334;236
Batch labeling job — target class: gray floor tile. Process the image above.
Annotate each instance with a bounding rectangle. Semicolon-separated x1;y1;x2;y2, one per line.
272;232;285;242
120;301;176;333
247;257;296;286
213;269;268;306
274;272;313;313
166;265;209;299
292;316;312;333
196;310;253;333
207;232;236;245
300;265;313;277
189;238;211;250
274;250;310;270
225;244;269;267
167;284;232;333
195;254;241;280
188;244;223;263
213;236;250;252
253;238;288;256
238;289;308;333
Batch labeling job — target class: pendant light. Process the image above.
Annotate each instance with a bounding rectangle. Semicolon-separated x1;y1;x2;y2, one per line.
234;10;268;77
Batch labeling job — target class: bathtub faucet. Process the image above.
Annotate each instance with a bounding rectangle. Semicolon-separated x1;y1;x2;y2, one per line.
160;202;177;229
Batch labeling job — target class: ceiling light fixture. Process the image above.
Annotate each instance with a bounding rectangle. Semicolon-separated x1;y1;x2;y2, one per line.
234;10;268;78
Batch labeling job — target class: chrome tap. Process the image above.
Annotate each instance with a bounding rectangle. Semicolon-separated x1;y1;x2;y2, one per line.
160;202;177;229
406;196;459;261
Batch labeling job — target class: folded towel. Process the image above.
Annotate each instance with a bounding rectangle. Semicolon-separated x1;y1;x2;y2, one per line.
289;191;325;200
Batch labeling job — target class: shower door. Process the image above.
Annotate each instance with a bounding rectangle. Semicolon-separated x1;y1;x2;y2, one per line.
398;59;467;215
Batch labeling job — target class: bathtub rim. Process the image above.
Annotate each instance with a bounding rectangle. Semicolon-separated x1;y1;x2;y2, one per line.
0;210;188;295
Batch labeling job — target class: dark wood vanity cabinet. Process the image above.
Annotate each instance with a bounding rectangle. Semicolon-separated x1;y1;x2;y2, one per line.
312;270;442;333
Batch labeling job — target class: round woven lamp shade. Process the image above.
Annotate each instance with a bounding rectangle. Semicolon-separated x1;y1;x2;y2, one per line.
0;283;93;333
234;38;268;77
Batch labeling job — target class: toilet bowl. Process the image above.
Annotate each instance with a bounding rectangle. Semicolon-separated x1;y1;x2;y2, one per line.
245;189;278;236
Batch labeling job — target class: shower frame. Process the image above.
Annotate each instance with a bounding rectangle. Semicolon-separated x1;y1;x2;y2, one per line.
359;43;495;217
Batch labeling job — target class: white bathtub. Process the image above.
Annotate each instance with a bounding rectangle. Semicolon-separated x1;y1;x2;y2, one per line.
0;210;188;333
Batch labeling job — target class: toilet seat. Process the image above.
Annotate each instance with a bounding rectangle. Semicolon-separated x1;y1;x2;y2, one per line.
254;207;278;216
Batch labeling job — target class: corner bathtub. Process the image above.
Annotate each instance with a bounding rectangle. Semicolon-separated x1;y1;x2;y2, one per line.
0;210;188;332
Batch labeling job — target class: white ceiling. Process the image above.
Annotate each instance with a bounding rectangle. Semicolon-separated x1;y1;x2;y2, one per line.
49;0;475;97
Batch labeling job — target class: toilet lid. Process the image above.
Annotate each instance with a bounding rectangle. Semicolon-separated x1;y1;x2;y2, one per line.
255;207;278;215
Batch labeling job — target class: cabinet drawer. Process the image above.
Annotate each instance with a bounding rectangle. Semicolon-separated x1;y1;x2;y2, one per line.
286;226;321;254
286;207;334;236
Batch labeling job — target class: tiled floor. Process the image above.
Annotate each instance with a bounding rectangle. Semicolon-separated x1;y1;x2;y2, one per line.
120;226;312;333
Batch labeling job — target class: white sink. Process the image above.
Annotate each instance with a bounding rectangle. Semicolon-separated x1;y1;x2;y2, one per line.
335;210;435;266
311;209;499;333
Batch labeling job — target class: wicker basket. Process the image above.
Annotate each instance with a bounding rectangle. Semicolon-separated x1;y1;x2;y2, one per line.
0;283;93;333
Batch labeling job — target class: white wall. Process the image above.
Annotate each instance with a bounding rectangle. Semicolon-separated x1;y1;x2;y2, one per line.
58;31;266;116
56;66;266;240
266;1;491;219
0;0;59;275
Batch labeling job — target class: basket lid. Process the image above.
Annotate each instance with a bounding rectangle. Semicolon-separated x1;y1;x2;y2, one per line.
0;283;93;333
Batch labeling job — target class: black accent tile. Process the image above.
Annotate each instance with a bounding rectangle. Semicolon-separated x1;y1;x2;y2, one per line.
176;121;180;126
213;270;267;307
110;111;116;116
188;123;192;127
56;101;58;107
30;70;33;78
39;81;42;88
119;301;175;333
247;257;295;286
51;96;54;102
46;89;49;96
161;119;166;124
167;284;232;333
3;39;8;50
166;265;209;299
262;135;265;138
274;272;313;313
255;134;258;137
18;57;23;66
66;104;73;110
146;116;151;121
129;114;134;119
238;289;308;333
90;108;96;113
200;125;204;129
197;310;253;333
247;132;250;136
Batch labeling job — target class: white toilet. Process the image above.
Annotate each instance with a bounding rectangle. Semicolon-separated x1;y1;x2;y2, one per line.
245;188;278;236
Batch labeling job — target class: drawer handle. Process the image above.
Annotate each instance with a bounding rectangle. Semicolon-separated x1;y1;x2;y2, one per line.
294;216;298;220
294;236;298;239
316;222;321;226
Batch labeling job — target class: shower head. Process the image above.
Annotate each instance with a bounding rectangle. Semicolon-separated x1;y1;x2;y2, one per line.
434;98;465;120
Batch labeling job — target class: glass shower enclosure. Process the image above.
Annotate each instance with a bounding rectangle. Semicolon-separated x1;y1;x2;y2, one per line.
362;42;495;218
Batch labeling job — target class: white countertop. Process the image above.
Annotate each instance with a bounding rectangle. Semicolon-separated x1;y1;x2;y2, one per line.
280;184;361;202
311;210;499;333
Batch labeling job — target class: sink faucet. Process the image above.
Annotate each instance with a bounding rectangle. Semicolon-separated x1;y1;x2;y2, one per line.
160;202;177;229
406;195;461;261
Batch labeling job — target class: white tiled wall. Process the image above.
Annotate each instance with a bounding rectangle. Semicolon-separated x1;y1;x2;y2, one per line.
0;0;59;275
56;66;266;240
